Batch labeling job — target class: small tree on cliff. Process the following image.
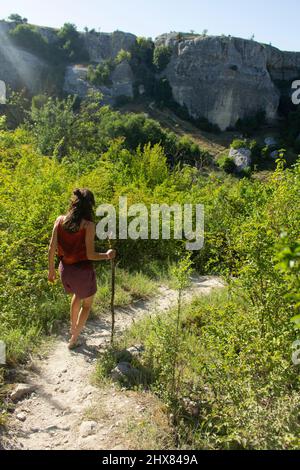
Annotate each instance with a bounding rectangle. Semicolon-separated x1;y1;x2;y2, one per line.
8;13;28;24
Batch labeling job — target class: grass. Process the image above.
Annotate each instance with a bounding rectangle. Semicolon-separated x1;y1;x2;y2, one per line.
93;265;159;313
83;384;175;450
95;287;300;450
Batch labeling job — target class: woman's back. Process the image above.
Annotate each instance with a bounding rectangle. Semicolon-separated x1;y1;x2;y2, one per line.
57;216;90;265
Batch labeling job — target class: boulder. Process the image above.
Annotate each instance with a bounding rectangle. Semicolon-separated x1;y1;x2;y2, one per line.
229;147;252;172
126;344;145;357
79;421;97;438
111;362;140;382
264;136;278;147
270;150;279;159
10;384;36;402
16;412;27;422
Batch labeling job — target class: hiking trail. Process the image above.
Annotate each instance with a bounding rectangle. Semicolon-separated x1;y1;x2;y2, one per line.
3;276;223;450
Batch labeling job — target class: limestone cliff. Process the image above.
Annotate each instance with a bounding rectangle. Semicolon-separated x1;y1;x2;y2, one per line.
156;33;300;130
1;19;300;129
0;22;50;95
0;20;135;103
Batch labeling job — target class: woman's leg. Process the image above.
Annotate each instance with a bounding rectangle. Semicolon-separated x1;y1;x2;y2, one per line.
70;294;81;335
68;295;95;347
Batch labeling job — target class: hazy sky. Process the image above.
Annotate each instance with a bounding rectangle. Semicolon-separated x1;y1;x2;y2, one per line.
1;0;299;51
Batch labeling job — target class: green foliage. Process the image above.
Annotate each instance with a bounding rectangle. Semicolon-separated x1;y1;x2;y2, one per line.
87;60;114;86
131;37;154;68
9;24;49;58
115;49;131;64
153;45;172;72
276;235;300;327
121;282;300;449
1;89;300;449
130;37;155;96
29;95;76;155
27;91;207;169
0;115;7;131
8;13;27;24
217;155;236;173
57;23;89;63
94;266;158;313
231;138;250;150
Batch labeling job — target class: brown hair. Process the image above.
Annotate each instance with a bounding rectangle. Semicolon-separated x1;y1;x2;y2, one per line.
63;188;95;233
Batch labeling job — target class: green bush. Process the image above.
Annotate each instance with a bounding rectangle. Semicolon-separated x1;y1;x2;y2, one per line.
153;45;172;72
218;155;236;173
87;60;114;86
9;24;49;57
56;23;89;63
8;13;28;24
115;49;131;65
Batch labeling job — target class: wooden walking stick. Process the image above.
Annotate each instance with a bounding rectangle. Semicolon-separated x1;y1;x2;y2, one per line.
108;237;116;345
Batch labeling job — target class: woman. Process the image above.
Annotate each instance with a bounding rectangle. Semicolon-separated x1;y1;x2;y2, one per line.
48;188;116;349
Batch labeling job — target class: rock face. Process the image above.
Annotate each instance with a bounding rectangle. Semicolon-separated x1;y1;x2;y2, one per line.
229;147;252;172
0;25;49;95
63;61;134;103
1;18;300;127
156;34;300;131
0;21;135;102
84;31;136;63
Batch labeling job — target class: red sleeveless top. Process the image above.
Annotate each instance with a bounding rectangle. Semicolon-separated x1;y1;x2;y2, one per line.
56;216;89;265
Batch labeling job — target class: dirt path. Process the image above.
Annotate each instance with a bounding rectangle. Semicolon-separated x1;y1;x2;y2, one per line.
3;276;223;450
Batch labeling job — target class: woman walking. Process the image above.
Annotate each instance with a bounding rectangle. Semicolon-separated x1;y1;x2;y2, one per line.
48;188;116;349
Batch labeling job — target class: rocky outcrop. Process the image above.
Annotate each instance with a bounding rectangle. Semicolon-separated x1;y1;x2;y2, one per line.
229;147;252;172
0;27;49;94
84;30;136;63
63;61;134;103
156;34;283;130
0;20;135;102
266;47;300;82
156;34;300;131
111;61;134;98
1;17;300;127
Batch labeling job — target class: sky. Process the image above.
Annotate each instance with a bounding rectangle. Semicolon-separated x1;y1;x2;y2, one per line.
1;0;299;51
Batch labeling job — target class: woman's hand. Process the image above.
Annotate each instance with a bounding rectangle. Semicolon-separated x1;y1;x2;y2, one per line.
106;249;116;260
48;269;56;283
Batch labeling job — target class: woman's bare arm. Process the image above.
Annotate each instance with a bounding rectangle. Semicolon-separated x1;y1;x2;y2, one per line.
48;220;59;282
85;222;115;261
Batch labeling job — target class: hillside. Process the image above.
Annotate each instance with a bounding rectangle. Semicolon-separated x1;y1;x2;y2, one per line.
0;15;300;452
1;19;300;131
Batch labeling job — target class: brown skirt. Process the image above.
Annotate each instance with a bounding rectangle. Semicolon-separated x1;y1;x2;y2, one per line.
59;261;97;299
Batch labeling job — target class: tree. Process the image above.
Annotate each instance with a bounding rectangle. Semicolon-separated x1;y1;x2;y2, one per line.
153;45;172;72
8;13;28;24
131;37;154;67
57;23;89;62
30;95;76;155
115;49;131;65
9;24;48;57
